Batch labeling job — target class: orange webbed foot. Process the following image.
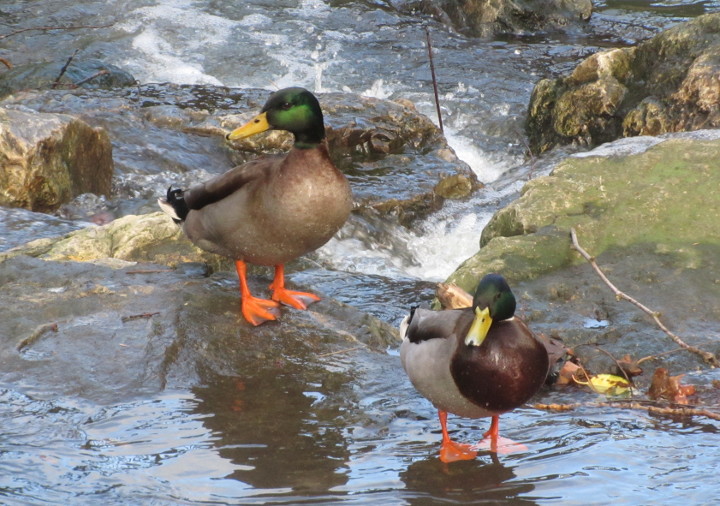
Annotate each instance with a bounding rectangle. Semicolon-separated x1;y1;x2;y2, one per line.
470;415;528;454
234;260;280;326
440;439;478;463
269;264;320;310
437;409;478;463
271;287;320;310
472;436;528;455
241;295;280;326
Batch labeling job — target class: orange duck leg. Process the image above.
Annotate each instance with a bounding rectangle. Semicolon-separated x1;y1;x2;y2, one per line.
235;260;280;326
473;415;528;454
269;264;320;309
438;410;477;463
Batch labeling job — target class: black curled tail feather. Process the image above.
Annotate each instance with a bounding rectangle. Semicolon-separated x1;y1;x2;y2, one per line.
158;186;190;224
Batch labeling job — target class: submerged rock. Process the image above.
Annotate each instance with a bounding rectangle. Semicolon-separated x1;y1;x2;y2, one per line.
0;107;113;212
527;13;720;153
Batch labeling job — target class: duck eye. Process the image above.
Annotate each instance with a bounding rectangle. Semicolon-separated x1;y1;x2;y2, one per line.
280;102;292;111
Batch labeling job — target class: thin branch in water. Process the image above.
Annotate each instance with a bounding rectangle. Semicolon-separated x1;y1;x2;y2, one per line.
569;227;717;367
52;49;80;89
126;269;173;275
592;13;662;33
121;312;160;323
17;322;59;351
317;346;364;358
534;401;720;422
424;26;443;134
0;23;114;40
0;57;12;70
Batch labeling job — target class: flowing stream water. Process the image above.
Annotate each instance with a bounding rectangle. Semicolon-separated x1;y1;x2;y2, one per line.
2;1;720;504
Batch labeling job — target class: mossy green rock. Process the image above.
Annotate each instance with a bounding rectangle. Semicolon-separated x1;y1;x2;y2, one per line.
446;135;720;293
527;13;720;153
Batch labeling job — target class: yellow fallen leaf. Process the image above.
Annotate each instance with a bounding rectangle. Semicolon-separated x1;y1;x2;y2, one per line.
574;373;632;396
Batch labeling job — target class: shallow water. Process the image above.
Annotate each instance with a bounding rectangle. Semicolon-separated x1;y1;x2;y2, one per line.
2;1;720;504
3;366;720;504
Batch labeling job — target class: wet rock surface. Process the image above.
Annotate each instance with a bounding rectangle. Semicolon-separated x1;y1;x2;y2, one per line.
0;254;398;405
527;13;720;153
4;129;718;403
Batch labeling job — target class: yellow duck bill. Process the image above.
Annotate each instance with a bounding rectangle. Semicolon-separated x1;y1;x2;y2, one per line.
226;111;271;140
464;306;492;347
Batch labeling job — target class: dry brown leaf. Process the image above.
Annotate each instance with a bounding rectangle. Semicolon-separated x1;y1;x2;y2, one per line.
616;354;644;378
556;361;583;386
648;367;696;404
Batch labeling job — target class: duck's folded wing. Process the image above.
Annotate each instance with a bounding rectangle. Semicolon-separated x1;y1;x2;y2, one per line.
404;308;474;344
184;156;280;210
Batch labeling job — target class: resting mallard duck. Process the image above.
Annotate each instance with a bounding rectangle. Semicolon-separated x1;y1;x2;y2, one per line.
158;87;352;326
400;273;549;462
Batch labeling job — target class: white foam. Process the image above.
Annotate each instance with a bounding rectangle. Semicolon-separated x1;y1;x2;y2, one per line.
317;236;414;279
443;129;513;183
128;27;224;85
361;79;393;99
238;13;273;28
117;2;236;85
292;0;332;17
402;211;492;281
319;209;492;282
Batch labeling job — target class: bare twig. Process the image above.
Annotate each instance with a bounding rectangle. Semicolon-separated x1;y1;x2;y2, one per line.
570;227;717;367
591;346;633;385
516;129;540;179
52;48;80;88
121;312;160;323
0;23;114;40
0;57;12;70
126;269;173;275
73;69;109;87
534;401;720;422
592;13;662;33
17;322;59;351
637;347;685;365
424;26;443;134
317;346;364;358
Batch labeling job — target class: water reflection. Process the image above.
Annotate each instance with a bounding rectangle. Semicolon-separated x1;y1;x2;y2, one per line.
401;454;537;505
192;367;350;496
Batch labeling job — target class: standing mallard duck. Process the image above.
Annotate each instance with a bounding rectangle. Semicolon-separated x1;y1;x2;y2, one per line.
159;87;352;326
400;273;549;462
